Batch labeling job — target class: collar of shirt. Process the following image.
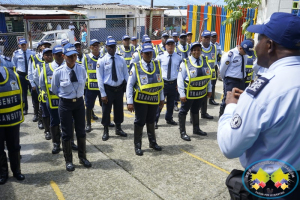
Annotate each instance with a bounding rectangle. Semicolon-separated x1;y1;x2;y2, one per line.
268;56;300;73
201;42;211;51
141;59;153;71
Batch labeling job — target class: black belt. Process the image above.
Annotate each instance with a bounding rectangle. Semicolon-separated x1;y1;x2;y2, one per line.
104;83;124;92
163;79;177;84
60;96;83;103
225;77;243;81
17;71;27;76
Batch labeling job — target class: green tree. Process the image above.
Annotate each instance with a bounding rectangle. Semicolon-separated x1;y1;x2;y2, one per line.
223;0;261;38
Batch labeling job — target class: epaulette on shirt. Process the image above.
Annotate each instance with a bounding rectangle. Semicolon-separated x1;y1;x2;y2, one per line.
246;74;275;97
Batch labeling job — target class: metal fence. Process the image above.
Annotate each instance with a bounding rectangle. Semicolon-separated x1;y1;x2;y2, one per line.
0;32;25;57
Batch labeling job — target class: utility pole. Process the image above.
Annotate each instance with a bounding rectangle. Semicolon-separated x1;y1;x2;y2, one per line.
149;0;154;37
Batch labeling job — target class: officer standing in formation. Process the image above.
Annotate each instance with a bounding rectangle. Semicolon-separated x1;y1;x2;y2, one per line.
155;38;181;129
96;37;128;141
0;65;25;184
117;35;135;72
219;39;254;117
12;39;35;115
218;12;300;199
209;31;222;105
126;43;164;156
177;42;212;141
51;43;91;171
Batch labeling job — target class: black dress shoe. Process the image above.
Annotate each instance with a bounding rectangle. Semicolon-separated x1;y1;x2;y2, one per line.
45;132;52;140
66;163;75;172
193;128;207;136
149;143;162;151
181;134;191;141
71;142;78;151
52;143;61;154
23;110;28;115
32;115;38;122
201;113;214;119
85;125;92;133
79;158;92;168
166;119;177;125
0;174;8;185
38;122;44;130
135;149;143;156
13;172;25;181
108;122;115;127
174;105;179;112
209;99;219;105
155;122;158;129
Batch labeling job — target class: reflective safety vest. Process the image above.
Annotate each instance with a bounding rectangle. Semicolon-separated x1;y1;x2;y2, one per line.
0;67;24;127
42;63;59;109
84;53;100;90
175;44;190;60
76;54;86;65
245;55;255;84
134;60;164;105
202;44;217;80
155;43;166;56
118;46;135;69
184;56;212;99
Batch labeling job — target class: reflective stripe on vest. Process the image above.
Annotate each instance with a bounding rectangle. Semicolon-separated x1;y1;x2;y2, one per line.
175;44;190;60
85;54;99;90
245;55;255;83
184;56;212;99
0;67;24;127
134;60;164;105
43;63;59;109
202;44;217;80
119;46;135;68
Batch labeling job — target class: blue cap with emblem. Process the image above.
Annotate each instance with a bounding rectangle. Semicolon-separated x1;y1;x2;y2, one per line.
247;12;300;50
90;39;100;46
131;36;137;41
52;45;63;54
186;32;193;35
166;38;175;44
240;40;254;56
179;33;187;38
42;48;52;55
63;43;78;56
106;37;116;46
161;33;169;38
122;35;130;40
190;42;202;50
141;43;154;53
201;30;211;37
61;39;69;46
211;31;217;36
172;32;178;37
19;39;27;45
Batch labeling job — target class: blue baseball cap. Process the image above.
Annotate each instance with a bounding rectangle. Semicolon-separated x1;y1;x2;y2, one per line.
122;35;130;40
247;12;300;50
240;40;254;56
201;30;211;37
106;38;116;46
211;31;217;36
161;33;169;38
63;43;78;56
18;39;27;45
166;38;175;44
179;33;187;38
61;39;69;46
90;39;100;46
142;37;151;43
141;43;154;53
52;45;63;54
190;42;202;50
172;32;178;37
42;48;52;55
186;32;193;35
131;36;137;41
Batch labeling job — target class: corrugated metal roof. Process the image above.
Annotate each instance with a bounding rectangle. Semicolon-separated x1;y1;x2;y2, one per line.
0;9;86;15
0;0;226;6
164;9;187;17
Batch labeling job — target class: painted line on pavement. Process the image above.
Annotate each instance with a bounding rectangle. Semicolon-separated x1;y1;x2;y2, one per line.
50;180;65;200
180;149;230;175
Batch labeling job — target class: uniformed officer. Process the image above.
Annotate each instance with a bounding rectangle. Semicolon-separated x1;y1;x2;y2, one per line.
131;36;156;64
51;43;91;171
177;42;212;141
244;38;256;88
218;13;300;199
209;31;222;105
126;43;164;156
96;37;128;141
0;65;25;184
61;39;69;47
83;39;102;132
131;36;141;51
219;39;254;117
155;33;169;55
12;39;35;115
186;32;193;44
117;35;135;72
172;32;179;46
155;38;181;129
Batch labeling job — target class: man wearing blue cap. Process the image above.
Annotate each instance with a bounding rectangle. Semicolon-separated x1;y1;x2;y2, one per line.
117;35;135;72
126;43;164;156
177;42;212;141
155;33;169;55
130;36;140;51
96;37;128;141
218;12;300;198
219;39;254;117
52;43;91;171
154;38;182;129
12;39;35;116
172;32;179;47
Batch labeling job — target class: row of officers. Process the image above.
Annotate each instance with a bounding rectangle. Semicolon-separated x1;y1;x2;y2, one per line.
0;31;256;184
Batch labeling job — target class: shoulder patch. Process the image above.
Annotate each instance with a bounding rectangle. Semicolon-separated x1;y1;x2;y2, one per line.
246;77;269;97
230;113;242;129
225;61;230;65
228;51;233;57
